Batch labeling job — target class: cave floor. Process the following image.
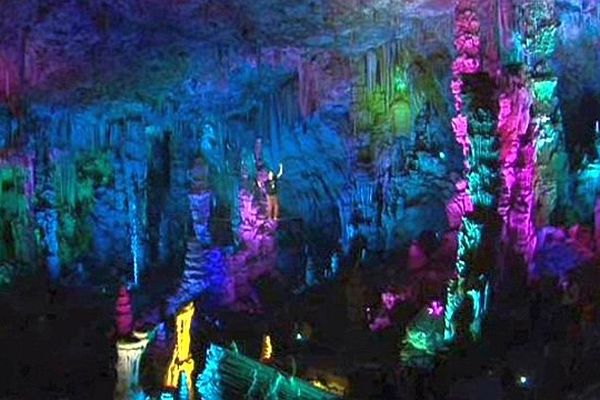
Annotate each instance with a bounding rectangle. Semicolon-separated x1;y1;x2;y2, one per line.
0;274;115;399
1;261;600;399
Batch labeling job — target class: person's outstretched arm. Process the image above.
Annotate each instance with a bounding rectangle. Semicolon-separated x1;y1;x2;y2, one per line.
277;163;283;178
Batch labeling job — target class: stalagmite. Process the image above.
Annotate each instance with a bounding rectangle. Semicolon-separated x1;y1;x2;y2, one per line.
115;286;134;338
444;0;483;344
259;334;273;363
165;302;195;396
114;331;150;400
443;0;500;344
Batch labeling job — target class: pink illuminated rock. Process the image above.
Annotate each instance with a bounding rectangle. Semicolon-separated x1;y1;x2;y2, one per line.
116;286;133;338
497;72;536;268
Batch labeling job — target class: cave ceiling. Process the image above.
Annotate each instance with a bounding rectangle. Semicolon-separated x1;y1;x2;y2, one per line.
0;0;454;107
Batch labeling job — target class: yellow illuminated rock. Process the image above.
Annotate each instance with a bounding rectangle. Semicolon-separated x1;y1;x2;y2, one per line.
259;334;273;363
165;302;195;396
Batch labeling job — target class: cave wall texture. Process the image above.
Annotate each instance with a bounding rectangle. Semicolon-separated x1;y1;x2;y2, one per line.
0;0;599;284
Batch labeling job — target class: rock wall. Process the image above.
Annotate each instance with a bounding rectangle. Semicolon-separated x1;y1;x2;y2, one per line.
0;0;598;287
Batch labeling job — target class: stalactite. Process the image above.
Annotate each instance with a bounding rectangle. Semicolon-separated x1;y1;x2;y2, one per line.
129;195;142;286
355;40;433;141
119;120;150;285
366;50;377;93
